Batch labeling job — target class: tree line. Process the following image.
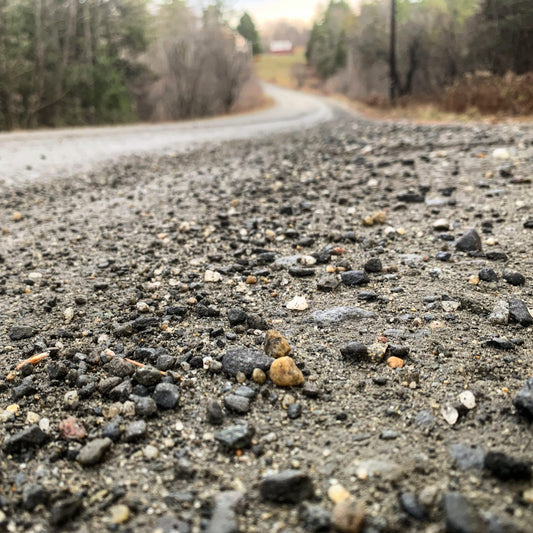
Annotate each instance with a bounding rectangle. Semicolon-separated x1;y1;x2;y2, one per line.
306;0;533;112
0;0;259;131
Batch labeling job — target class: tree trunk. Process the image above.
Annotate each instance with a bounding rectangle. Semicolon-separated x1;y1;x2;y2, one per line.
55;0;78;111
83;0;95;122
389;0;399;104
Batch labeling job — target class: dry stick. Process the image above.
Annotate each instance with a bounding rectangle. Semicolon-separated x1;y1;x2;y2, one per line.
104;349;166;376
16;352;50;370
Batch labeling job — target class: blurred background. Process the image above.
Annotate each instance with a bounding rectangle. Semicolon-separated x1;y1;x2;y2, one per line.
0;0;532;131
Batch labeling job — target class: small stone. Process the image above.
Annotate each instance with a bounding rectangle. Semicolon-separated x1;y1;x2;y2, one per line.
341;270;370;286
206;491;244;533
269;356;304;386
444;492;488;533
260;470;314;503
449;443;485;471
206;399;225;425
399;492;427;521
224;394;250;414
513;378;533;419
110;504;130;524
508;298;533;326
153;382;180;409
340;342;368;362
252;368;266;384
328;484;351;504
479;268;498;282
367;343;387;364
144;444;159;459
455;229;482;253
228;307;247;326
132;395;158;418
8;325;36;341
59;417;87;440
459;391;476;410
312;307;375;326
204;270;222;282
286;296;309;311
3;425;47;453
363;258;382;273
124;420;147;442
433;219;450;231
332;496;365;533
287;403;302;419
372;211;387;224
492;148;510;159
484;451;532;481
134;366;162;387
503;269;525;286
442;404;459;425
215;423;255;450
77;438;112;466
264;329;291;358
386;356;404;369
488;301;509;325
436;251;452;262
317;275;341;291
523;488;533;504
222;348;273;377
485;337;515;350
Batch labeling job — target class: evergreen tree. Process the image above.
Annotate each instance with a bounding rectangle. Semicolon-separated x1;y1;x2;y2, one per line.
237;12;261;55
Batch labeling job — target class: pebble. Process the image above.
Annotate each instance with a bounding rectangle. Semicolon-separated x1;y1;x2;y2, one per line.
77;437;112;466
206;491;244;533
341;270;370;286
132;395;158;417
214;422;255;450
484;451;532;481
340;342;368;362
153;382;180;409
228;307;247;326
134;366;162;386
328;484;351;504
503;269;525;286
286;296;309;310
317;275;341;291
354;459;404;481
252;368;267;384
442;404;459;425
299;503;332;532
222;348;273;377
287;403;302;419
444;492;488;533
59;417;87;440
363;258;382;273
448;443;485;471
513;378;533;419
399;492;427;521
485;337;515;351
259;470;314;503
206;399;225;425
488;301;509;325
224;394;250;414
433;218;450;231
386;356;404;369
459;391;476;410
508;298;533;326
269;356;304;386
479;267;498;282
264;329;291;358
332;496;365;533
455;229;482;252
124;420;147;442
110;504;130;524
8;325;36;340
144;444;159;459
3;425;47;453
204;269;222;282
312;307;375;326
367;343;387;363
492;148;510;159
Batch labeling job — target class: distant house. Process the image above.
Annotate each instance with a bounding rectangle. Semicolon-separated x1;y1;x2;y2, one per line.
269;40;294;55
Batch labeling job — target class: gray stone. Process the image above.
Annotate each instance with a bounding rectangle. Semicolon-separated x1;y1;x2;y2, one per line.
206;491;244;533
508;299;533;327
513;377;533;419
222;348;273;377
260;470;314;504
455;229;482;253
449;443;485;471
341;270;370;286
153;382;180;409
131;395;158;417
106;357;135;377
108;379;132;402
206;399;225;425
8;326;36;340
224;394;251;414
444;492;488;533
312;307;375;326
215;423;255;450
3;425;47;453
134;365;162;386
340;342;369;362
124;420;147;442
399;492;427;521
488;301;509;325
77;437;112;466
299;502;332;532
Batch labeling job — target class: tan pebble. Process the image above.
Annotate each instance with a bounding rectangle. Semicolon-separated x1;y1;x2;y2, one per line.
236;371;246;383
326;265;336;273
12;212;23;221
362;216;374;227
286;296;308;311
367;343;387;363
333;496;365;533
523;488;533;504
372;211;387;224
281;394;296;409
264;329;291;358
246;275;257;284
469;275;479;285
252;368;266;384
328;483;351;504
110;504;130;524
269;357;304;387
265;229;276;241
6;404;20;414
386;356;404;369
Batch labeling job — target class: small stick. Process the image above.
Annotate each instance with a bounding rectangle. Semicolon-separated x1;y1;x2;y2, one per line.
104;349;166;376
16;352;50;370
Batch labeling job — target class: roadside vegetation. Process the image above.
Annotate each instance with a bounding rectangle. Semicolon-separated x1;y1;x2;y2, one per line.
0;0;262;131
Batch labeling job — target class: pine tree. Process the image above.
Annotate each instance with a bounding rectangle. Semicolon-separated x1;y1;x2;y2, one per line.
237;12;261;55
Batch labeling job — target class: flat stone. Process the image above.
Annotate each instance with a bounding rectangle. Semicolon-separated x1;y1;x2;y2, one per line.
449;443;485;471
8;326;36;340
3;425;47;453
223;394;250;414
312;307;375;326
455;229;482;253
444;492;488;533
77;437;112;466
215;423;255;450
341;270;370;286
260;470;314;503
508;299;533;326
513;378;533;419
222;348;273;377
206;491;244;533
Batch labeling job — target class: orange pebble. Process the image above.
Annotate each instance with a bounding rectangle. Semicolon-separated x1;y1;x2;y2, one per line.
387;356;404;369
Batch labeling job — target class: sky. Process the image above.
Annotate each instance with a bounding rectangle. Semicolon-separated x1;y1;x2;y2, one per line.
233;0;324;23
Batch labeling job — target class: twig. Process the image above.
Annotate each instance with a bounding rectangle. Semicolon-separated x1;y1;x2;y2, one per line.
16;352;50;370
104;349;166;376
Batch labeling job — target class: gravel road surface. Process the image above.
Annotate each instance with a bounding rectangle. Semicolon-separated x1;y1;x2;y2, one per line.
0;88;533;533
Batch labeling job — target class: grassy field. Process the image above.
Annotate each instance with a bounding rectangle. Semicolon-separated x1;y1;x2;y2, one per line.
254;47;306;88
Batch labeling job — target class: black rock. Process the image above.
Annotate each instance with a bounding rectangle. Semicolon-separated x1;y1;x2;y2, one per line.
387;345;410;358
222;348;273;377
22;485;50;511
260;470;314;504
455;229;482;253
399;492;427;521
135;366;162;386
524;218;533;229
206;399;225;425
215;423;255;450
484;337;515;351
228;307;248;326
3;425;47;453
340;342;368;361
289;267;316;277
49;495;84;526
397;192;425;203
153;382;180;409
508;299;533;326
358;291;377;301
124;420;147;442
513;378;533;419
257;252;276;265
132;395;158;418
246;313;269;330
341;270;370;286
364;258;383;273
224;394;251;414
443;492;488;533
109;380;132;402
288;403;302;419
479;268;498;282
436;251;452;262
317;275;340;292
486;251;508;262
13;378;37;399
8;325;36;340
503;269;525;286
299;502;332;532
484;451;532;481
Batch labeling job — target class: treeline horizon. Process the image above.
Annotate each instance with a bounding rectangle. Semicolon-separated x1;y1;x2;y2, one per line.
0;0;259;131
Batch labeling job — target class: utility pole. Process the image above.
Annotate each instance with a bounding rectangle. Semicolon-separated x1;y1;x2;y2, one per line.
389;0;398;104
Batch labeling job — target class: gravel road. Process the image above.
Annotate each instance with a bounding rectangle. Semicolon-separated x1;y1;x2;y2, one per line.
1;88;533;533
0;84;332;186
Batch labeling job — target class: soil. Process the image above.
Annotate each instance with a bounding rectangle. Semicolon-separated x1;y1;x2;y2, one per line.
0;110;532;533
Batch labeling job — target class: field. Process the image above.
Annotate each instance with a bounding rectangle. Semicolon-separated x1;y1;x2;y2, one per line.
254;47;306;88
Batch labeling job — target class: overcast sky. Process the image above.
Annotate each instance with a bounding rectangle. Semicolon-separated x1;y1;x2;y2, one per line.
233;0;324;23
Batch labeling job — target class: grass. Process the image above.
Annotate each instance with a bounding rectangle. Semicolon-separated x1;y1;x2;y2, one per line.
254;47;307;88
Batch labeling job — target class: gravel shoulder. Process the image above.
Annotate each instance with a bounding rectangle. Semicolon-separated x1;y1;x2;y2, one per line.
0;109;533;533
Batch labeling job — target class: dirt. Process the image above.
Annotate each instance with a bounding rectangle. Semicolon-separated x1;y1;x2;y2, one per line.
0;110;532;533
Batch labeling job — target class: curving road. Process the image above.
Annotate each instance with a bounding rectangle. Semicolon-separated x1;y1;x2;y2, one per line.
0;84;334;186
